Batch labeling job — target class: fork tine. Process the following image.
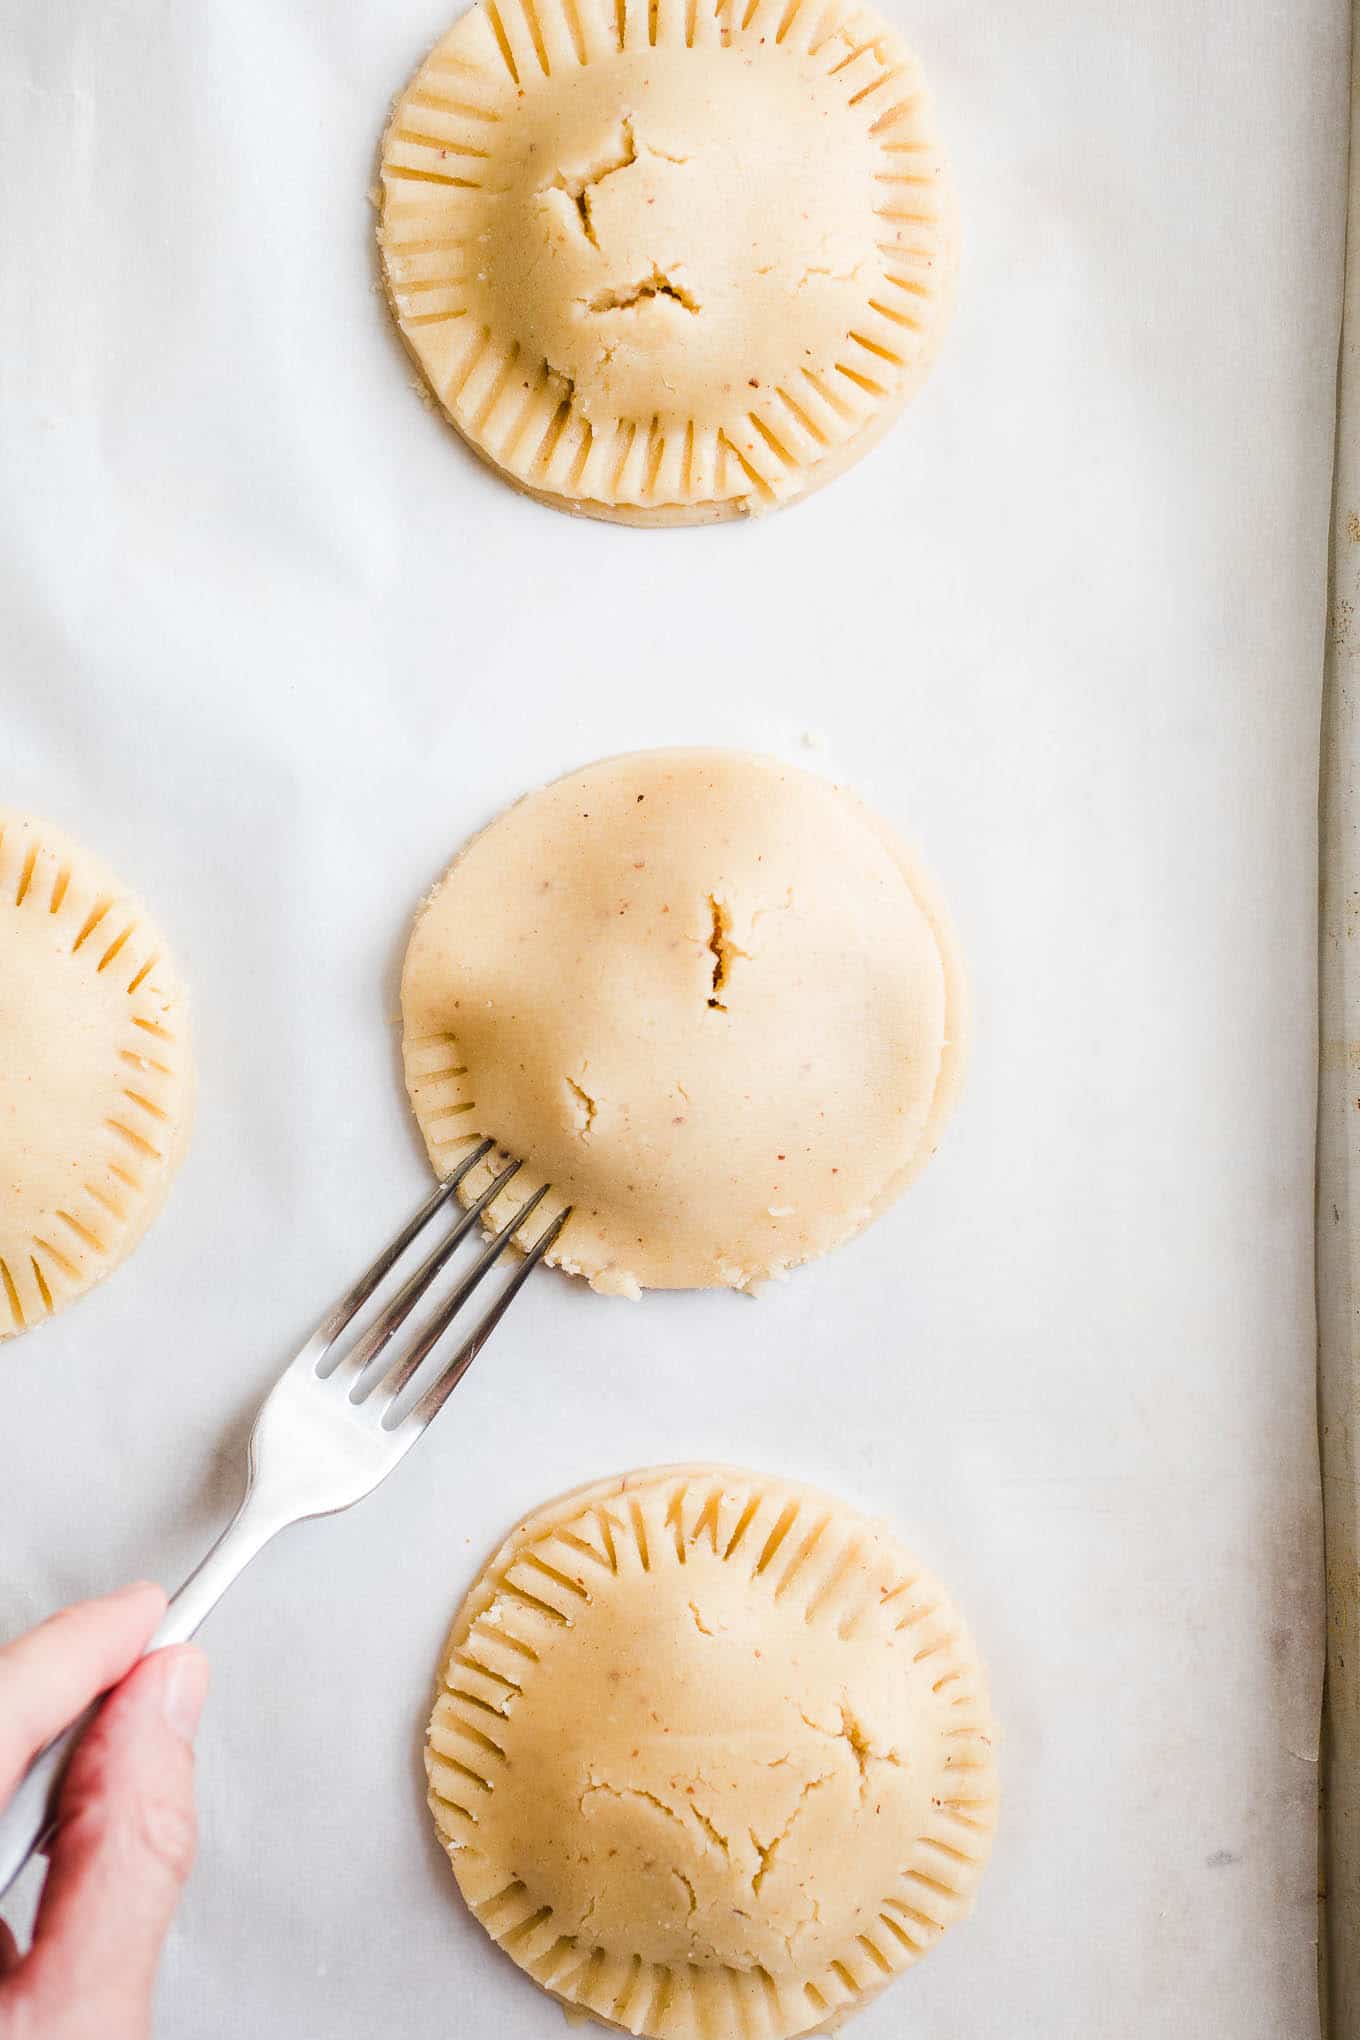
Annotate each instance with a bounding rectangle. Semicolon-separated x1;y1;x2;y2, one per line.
394;1202;573;1430
371;1186;556;1417
370;1181;550;1409
332;1157;524;1390
302;1139;493;1366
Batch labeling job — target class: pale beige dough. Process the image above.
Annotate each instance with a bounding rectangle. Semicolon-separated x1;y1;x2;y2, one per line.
0;811;193;1341
400;749;965;1297
378;0;954;521
426;1465;997;2038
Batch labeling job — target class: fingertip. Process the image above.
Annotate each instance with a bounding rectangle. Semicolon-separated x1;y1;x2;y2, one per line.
66;1579;167;1643
105;1580;168;1616
146;1645;210;1744
108;1643;209;1746
77;1579;169;1659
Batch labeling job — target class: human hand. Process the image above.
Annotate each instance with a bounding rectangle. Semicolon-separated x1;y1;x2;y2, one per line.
0;1585;208;2040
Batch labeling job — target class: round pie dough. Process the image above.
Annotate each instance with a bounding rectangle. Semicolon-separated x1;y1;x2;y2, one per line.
401;749;965;1298
426;1466;997;2038
378;0;954;521
0;811;193;1341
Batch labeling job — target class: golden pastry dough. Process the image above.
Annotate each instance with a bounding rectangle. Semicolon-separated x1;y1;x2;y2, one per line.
378;0;954;521
427;1466;997;2038
0;811;193;1340
401;749;965;1298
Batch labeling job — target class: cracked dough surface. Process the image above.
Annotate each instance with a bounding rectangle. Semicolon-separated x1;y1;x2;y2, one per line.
427;1465;996;2039
400;749;964;1297
0;811;192;1341
378;0;954;521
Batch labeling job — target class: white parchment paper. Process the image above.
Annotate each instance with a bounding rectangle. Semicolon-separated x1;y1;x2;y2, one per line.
0;2;1348;2034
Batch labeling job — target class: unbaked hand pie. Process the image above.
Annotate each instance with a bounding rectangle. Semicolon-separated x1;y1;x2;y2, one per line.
401;749;964;1298
378;0;953;521
0;811;192;1341
426;1466;997;2037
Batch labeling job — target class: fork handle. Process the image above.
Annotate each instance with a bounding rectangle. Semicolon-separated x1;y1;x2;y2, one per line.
150;1491;287;1649
0;1493;286;1904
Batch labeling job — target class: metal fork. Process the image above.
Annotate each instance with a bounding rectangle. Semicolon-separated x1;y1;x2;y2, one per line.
0;1140;566;1900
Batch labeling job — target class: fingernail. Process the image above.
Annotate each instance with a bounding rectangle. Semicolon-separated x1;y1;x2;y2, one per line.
159;1649;209;1741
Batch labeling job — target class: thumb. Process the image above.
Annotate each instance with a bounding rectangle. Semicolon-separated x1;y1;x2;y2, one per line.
19;1646;208;2038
